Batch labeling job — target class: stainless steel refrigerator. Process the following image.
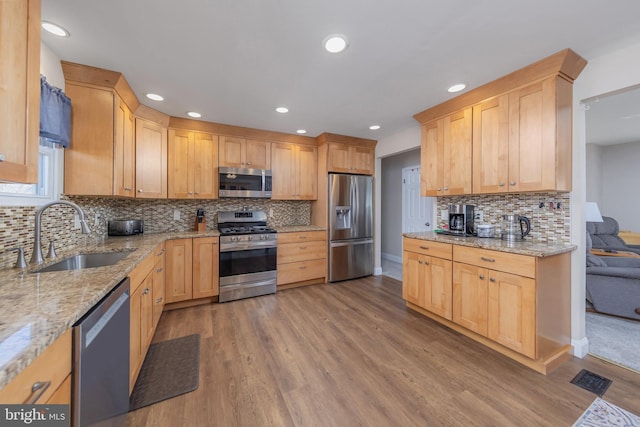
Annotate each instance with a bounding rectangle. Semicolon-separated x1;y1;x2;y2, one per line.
329;173;374;282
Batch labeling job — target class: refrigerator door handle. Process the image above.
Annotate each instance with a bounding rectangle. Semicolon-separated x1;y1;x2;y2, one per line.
330;239;374;248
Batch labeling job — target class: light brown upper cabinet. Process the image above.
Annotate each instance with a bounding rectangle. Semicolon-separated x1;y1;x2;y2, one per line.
168;129;218;199
271;142;317;200
62;62;144;196
219;136;270;169
473;77;573;193
414;49;587;195
0;0;40;184
327;143;375;175
135;118;167;198
421;108;472;196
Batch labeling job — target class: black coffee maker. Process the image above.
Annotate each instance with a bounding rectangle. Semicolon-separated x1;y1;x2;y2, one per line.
448;204;475;235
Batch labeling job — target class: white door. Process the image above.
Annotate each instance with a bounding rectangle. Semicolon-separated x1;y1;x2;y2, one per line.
402;166;433;233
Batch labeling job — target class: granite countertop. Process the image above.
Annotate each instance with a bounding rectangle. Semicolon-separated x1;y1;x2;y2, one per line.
403;231;576;257
276;225;327;233
0;230;220;390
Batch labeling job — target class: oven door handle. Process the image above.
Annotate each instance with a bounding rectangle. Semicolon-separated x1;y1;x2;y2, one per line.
220;242;277;252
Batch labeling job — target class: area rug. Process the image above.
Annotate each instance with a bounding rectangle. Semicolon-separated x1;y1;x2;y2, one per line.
586;312;640;373
573;397;640;426
130;334;200;411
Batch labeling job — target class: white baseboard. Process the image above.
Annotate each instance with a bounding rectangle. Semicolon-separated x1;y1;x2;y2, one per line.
571;336;590;358
381;252;402;264
373;267;383;275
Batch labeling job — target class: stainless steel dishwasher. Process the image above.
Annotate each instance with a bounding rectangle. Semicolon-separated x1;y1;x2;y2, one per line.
73;277;130;427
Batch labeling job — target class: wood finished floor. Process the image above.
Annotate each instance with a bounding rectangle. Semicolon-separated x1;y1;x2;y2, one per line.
126;276;640;427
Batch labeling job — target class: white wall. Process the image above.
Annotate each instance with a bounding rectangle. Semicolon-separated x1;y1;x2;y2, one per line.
572;37;640;357
585;144;603;205
41;42;64;89
374;125;421;275
601;142;640;230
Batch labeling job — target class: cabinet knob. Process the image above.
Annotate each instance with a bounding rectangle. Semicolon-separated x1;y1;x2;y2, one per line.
479;274;485;280
0;154;5;161
25;381;51;404
437;187;441;191
156;268;163;273
499;182;505;187
443;187;448;191
143;287;150;295
509;181;516;186
489;277;496;282
246;162;252;166
189;192;193;195
138;189;144;193
156;297;163;303
418;260;423;264
424;260;429;265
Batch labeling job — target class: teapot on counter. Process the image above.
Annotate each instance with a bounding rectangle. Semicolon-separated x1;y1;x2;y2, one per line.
500;214;531;241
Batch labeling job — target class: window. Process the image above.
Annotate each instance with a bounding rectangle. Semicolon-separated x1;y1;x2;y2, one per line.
0;138;62;206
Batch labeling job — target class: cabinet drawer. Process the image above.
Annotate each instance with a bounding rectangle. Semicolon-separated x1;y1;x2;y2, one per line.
277;259;327;285
453;246;536;278
129;249;156;291
278;240;326;264
278;231;326;244
0;329;72;404
403;238;452;260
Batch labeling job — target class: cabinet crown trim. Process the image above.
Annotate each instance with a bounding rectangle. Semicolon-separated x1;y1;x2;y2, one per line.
413;48;587;124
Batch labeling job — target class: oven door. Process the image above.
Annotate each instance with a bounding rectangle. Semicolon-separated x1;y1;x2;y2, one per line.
219;246;277;302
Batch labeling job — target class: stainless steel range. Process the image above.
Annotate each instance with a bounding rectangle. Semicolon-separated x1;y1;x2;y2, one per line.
218;209;277;303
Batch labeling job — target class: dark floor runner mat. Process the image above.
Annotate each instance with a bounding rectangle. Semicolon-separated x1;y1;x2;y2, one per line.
130;334;200;411
570;369;612;397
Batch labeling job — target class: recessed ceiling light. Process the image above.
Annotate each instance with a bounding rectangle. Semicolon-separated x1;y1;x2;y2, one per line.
296;129;307;134
448;83;467;93
369;125;381;130
276;107;289;114
146;93;164;101
42;21;70;37
323;34;348;53
187;112;202;118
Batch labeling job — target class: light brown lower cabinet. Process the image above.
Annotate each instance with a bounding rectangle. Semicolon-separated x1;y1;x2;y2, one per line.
165;237;219;305
403;237;571;374
0;329;72;404
277;231;327;287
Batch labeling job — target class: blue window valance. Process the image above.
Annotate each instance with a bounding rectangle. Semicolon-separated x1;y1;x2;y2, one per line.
40;75;71;148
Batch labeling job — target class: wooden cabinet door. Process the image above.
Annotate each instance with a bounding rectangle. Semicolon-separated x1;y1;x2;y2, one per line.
219;136;245;167
152;244;165;327
472;95;509;194
402;251;423;307
64;85;116;195
129;283;143;390
245;139;271;169
271;142;296;199
0;0;40;183
421;120;444;196
114;97;135;197
194;132;218;199
350;146;375;175
295;145;317;200
508;78;558;192
488;271;536;358
327;143;351;172
135;118;167;198
167;129;193;199
140;273;154;350
443;108;472;195
453;263;488;336
193;237;219;299
423;257;453;320
165;239;193;303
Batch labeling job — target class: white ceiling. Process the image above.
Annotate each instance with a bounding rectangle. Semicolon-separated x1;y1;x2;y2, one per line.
41;0;640;140
585;85;640;145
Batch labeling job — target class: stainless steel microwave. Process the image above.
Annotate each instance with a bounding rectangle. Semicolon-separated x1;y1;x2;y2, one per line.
219;167;272;198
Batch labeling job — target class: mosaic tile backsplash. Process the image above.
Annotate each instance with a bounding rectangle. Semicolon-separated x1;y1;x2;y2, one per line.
0;197;311;270
437;192;571;243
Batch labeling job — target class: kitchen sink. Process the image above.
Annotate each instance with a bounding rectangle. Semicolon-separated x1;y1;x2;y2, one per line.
33;250;134;273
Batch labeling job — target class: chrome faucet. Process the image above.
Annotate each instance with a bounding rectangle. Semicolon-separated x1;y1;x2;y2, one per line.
30;200;91;264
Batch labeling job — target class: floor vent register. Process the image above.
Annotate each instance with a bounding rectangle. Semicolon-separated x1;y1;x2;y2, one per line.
570;369;613;396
